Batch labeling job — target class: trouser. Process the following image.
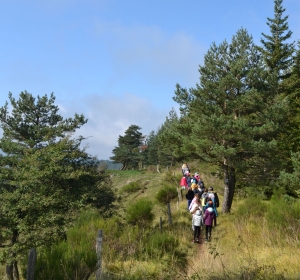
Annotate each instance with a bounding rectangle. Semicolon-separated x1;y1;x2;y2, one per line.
187;200;192;210
205;225;212;240
193;226;200;240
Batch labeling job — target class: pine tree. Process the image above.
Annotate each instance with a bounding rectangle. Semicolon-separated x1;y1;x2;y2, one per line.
174;29;289;213
279;42;300;170
110;125;144;170
258;0;294;81
0;91;115;279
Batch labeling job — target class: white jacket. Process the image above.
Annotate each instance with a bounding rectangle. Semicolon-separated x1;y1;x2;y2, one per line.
192;210;203;227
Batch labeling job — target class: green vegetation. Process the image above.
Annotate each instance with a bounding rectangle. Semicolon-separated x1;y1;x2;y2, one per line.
14;166;300;280
119;181;142;194
125;198;154;226
0;92;116;279
155;185;178;204
1;0;300;279
109;0;300;216
0;152;299;279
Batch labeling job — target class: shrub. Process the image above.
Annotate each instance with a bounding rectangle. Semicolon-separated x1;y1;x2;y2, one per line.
144;231;179;259
126;198;154;226
156;185;178;204
119;181;141;194
162;171;178;184
34;237;97;280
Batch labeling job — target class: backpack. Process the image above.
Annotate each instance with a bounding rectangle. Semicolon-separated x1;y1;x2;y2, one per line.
201;193;208;207
214;192;220;208
197;179;205;188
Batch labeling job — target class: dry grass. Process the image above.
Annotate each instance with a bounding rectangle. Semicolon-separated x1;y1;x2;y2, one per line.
184;195;300;279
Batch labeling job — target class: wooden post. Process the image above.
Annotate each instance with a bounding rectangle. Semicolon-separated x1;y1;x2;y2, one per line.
160;217;163;233
167;203;172;226
26;248;37;280
177;187;183;202
95;230;103;280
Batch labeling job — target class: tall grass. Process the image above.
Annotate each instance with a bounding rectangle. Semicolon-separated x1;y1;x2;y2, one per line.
24;167;300;280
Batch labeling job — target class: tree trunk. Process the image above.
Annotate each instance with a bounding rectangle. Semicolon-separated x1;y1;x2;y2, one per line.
6;230;20;280
6;261;19;280
222;159;236;213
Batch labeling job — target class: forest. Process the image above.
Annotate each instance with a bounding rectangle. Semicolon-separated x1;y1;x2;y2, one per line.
0;0;300;279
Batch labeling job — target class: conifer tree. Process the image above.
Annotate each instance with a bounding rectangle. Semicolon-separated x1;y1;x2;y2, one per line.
257;0;294;81
173;29;288;213
279;42;300;170
110;125;144;170
0;91;115;279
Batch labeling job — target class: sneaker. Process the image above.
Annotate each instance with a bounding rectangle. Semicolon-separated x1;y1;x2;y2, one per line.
205;239;208;242
196;239;199;243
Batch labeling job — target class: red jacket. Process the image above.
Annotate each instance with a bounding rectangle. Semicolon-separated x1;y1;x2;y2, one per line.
180;177;188;187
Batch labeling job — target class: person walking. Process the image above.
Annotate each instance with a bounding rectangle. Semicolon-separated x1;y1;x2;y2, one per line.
180;175;188;190
190;201;203;243
185;187;194;210
205;187;218;226
189;193;201;211
203;201;215;242
181;163;190;176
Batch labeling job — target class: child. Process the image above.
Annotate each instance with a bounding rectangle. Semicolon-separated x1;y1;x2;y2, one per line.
204;187;218;226
203;201;215;242
189;192;200;211
190;198;203;243
180;175;188;190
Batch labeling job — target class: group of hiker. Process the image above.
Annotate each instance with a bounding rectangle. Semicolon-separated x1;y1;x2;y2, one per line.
180;163;219;243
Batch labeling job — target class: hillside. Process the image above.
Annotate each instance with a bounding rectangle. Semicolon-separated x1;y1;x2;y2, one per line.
104;165;300;279
8;164;299;280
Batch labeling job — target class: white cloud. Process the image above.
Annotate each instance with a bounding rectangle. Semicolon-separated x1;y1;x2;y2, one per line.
58;92;169;159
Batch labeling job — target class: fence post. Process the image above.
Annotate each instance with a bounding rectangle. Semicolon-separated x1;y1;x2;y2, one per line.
167;203;172;226
26;248;37;280
95;229;103;280
160;217;163;233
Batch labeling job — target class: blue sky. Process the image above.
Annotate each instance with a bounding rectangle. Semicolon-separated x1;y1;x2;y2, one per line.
1;0;299;160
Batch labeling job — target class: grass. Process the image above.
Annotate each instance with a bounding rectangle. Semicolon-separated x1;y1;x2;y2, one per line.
3;161;300;279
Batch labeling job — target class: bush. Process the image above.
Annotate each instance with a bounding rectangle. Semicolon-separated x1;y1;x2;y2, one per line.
119;181;141;194
156;185;178;204
34;234;97;280
144;231;179;259
126;198;154;226
162;171;178;184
